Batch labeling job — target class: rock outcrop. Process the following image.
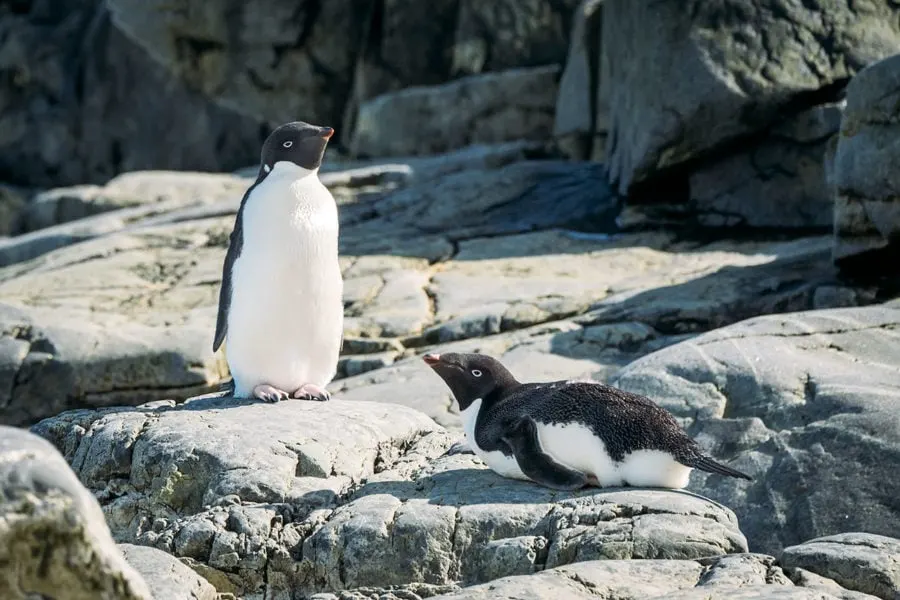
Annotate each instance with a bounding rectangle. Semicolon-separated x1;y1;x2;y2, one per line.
612;302;900;556
351;66;561;158
0;425;153;600
830;53;900;275
33;397;747;598
782;534;900;600
0;1;261;188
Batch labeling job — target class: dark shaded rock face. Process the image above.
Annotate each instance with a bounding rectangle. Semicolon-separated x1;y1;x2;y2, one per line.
554;0;900;230
830;53;900;277
0;1;263;188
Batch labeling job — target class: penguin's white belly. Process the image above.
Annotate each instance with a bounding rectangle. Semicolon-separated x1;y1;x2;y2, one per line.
534;422;692;489
226;165;343;396
460;400;528;480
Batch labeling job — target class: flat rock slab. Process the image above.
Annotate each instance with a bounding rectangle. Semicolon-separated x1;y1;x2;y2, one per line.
781;533;900;600
34;399;747;598
315;554;872;600
612;302;900;555
119;543;217;600
0;425;152;600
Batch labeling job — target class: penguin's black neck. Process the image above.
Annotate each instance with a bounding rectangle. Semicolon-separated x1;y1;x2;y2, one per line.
474;379;521;411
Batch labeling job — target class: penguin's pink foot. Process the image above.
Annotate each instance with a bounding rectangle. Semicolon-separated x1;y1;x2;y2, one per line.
253;384;290;403
292;383;331;402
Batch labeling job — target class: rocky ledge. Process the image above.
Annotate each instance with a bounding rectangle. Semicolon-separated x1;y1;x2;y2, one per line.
15;394;893;600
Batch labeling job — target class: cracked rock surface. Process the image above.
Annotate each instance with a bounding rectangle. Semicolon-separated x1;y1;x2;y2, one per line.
4;143;876;428
0;424;153;600
33;398;748;599
612;302;900;556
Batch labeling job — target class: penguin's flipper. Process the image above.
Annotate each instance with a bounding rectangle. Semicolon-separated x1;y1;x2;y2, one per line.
502;416;589;491
213;189;251;353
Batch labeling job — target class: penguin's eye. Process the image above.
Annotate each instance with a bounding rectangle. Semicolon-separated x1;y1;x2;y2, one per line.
283;140;293;148
471;369;482;377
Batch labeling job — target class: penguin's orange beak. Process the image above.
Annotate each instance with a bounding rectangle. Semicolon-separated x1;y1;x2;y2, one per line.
320;127;334;140
423;353;441;366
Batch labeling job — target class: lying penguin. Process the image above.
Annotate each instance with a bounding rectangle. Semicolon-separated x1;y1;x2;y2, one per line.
424;352;752;490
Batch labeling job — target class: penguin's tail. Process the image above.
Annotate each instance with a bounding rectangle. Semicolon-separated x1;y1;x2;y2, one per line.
218;378;236;393
690;455;753;481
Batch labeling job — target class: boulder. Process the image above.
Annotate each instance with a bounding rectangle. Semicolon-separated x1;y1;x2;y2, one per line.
553;0;605;161
612;302;900;555
0;301;222;427
339;0;460;145
0;184;29;236
599;0;900;195
0;2;261;188
0;424;152;600
411;554;873;600
119;543;217;600
831;53;900;274
351;66;561;158
451;0;579;75
105;0;371;126
781;533;900;600
33;398;747;598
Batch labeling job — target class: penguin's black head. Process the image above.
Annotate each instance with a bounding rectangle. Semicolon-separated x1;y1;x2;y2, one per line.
423;352;518;410
259;121;334;176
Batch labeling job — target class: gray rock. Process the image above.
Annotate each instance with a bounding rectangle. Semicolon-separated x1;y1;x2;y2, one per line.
424;553;869;600
553;0;605;160
684;104;842;229
0;302;221;427
351;67;561;158
451;0;579;76
0;184;30;236
781;533;900;600
119;543;217;600
612;302;900;555
34;398;747;598
339;0;460;146
600;0;900;195
0;2;261;188
0;425;152;600
105;0;370;126
831;53;900;272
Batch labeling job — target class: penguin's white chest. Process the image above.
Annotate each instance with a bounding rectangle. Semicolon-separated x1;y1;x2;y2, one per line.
225;163;343;396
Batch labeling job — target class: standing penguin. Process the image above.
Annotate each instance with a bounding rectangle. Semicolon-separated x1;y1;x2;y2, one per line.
424;352;752;490
213;121;343;402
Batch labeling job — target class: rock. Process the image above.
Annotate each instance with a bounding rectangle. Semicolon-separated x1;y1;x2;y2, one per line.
119;543;217;600
340;0;460;145
781;533;900;600
19;171;247;233
0;425;152;600
351;66;561;158
0;301;222;427
612;302;900;555
33;398;748;598
0;183;29;236
413;553;870;600
600;0;900;196
553;0;604;160
451;0;579;76
105;0;370;126
0;2;261;187
831;53;900;274
683;103;842;229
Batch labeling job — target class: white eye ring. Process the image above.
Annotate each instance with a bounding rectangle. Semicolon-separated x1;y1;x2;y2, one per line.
471;369;482;377
283;140;293;148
